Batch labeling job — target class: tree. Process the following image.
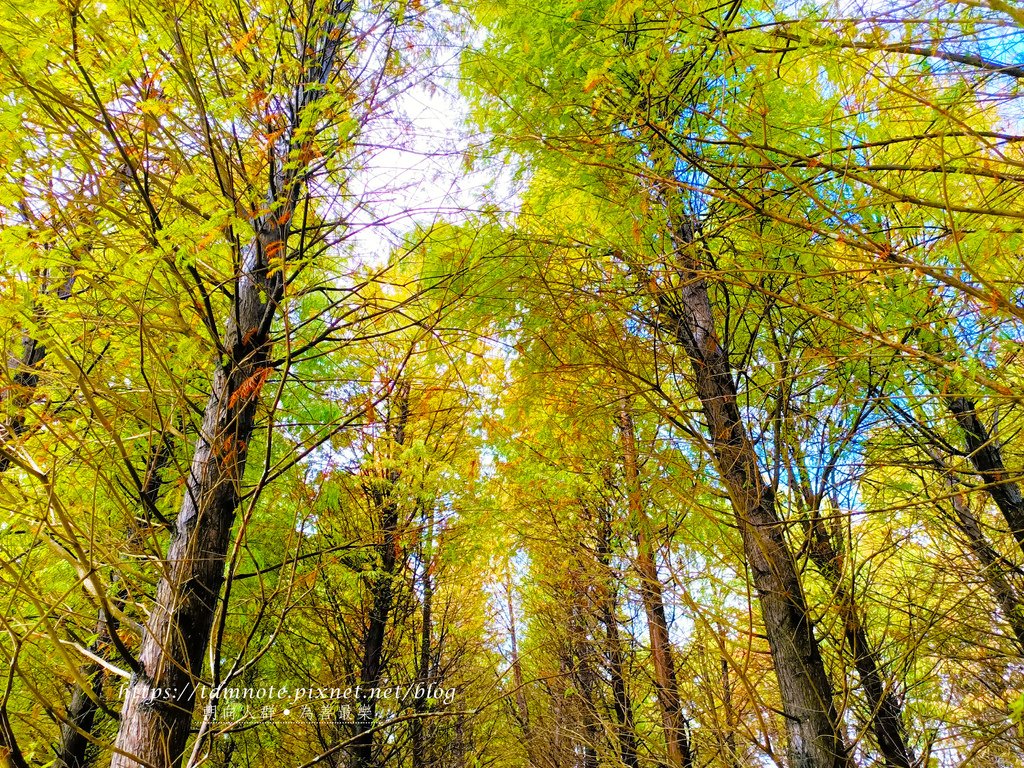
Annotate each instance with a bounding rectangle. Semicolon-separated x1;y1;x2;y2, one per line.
5;0;1024;764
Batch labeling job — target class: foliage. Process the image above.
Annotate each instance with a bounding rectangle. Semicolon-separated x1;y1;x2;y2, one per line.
3;0;1024;766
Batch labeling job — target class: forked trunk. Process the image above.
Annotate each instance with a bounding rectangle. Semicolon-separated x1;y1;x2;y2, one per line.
926;449;1024;655
950;490;1024;654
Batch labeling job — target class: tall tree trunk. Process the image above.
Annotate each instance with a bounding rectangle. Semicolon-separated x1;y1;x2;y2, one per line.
564;592;601;768
925;449;1024;654
648;216;849;768
618;406;694;768
575;656;600;768
719;652;741;768
884;401;1024;654
352;383;410;768
110;7;352;765
946;396;1024;561
411;503;434;768
601;607;640;768
54;665;103;768
111;248;279;768
805;513;915;768
594;501;641;768
1;711;29;768
506;571;538;767
950;490;1024;653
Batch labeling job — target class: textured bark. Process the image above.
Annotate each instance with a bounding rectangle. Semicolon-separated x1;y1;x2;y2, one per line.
651;217;849;768
55;658;104;768
618;407;694;768
602;615;640;768
1;709;30;768
562;584;601;768
574;651;600;768
946;397;1024;561
595;503;640;768
110;7;351;765
110;259;277;768
806;518;914;768
351;385;410;768
842;619;912;768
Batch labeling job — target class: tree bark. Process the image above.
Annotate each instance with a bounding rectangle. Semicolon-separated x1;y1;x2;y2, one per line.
1;709;29;768
925;450;1024;654
55;654;104;768
719;653;741;768
805;515;914;768
574;650;600;768
563;583;602;768
110;7;351;765
351;383;410;768
946;396;1024;561
950;490;1024;654
110;251;279;768
887;406;1024;654
618;406;694;768
594;501;641;768
649;216;849;768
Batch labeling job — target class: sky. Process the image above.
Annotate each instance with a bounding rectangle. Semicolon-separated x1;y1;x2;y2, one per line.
343;34;512;265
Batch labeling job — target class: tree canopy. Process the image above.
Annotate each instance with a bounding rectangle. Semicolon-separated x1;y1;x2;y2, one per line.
2;0;1024;766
